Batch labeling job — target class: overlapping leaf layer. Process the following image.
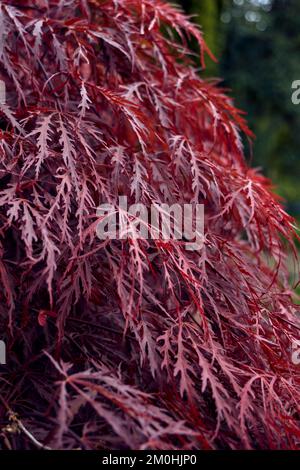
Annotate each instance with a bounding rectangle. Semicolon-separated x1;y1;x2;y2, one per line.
0;0;299;450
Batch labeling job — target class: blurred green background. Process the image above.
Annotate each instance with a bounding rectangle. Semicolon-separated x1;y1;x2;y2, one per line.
179;0;300;217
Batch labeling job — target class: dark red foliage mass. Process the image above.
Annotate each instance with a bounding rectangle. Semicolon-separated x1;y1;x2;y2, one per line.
0;0;300;450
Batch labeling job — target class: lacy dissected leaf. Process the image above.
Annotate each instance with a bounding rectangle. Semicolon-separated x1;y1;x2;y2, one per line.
0;0;299;451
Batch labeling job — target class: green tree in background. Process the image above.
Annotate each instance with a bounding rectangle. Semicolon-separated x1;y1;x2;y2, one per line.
180;0;226;74
180;0;300;215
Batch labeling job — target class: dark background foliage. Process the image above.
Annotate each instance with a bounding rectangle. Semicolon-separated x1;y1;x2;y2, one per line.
180;0;300;215
0;0;299;451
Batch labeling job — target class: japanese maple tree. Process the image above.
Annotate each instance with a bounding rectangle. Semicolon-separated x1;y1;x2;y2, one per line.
0;0;299;450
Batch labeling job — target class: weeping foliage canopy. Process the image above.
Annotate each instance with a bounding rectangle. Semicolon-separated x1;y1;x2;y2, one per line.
0;0;299;450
